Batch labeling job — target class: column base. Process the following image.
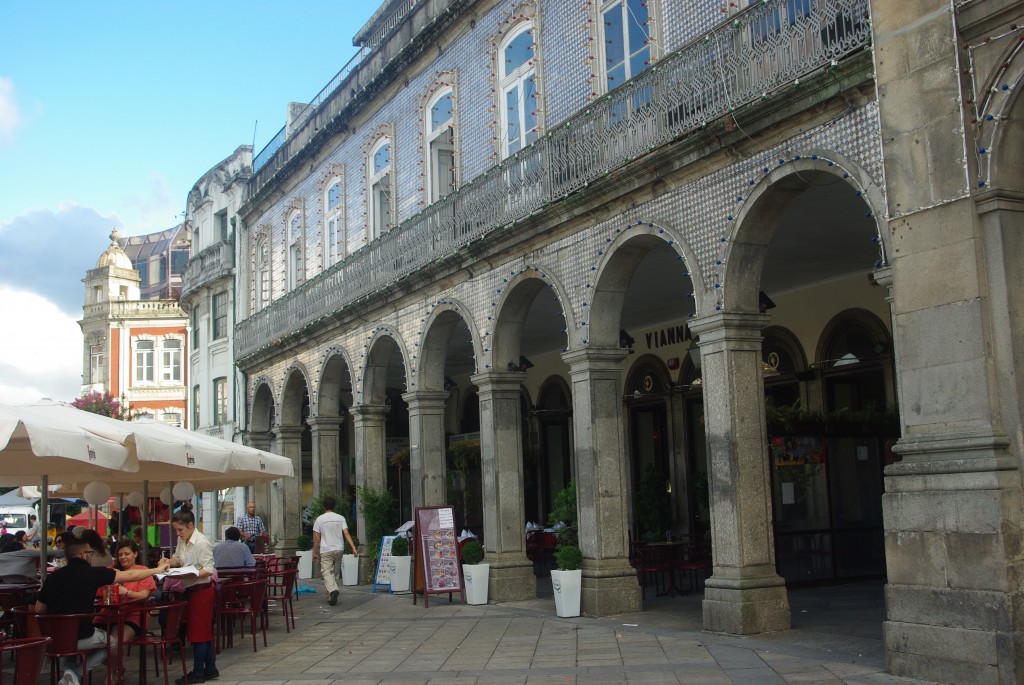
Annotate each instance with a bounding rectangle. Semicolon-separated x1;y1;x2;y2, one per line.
486;553;537;602
702;573;791;634
581;557;642;616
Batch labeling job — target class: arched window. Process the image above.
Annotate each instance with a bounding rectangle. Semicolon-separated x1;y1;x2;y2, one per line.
287;210;303;290
255;236;270;310
426;89;456;202
324;178;345;265
499;23;539;158
599;0;653;91
368;138;395;239
816;310;892;413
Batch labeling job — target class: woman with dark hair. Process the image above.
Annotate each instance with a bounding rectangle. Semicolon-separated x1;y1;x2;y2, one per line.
77;527;113;568
95;538;156;642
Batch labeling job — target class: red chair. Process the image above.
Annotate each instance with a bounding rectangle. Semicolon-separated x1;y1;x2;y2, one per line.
674;543;712;591
34;613;93;685
125;602;187;685
265;569;297;632
0;636;51;685
635;544;671;598
217;579;267;653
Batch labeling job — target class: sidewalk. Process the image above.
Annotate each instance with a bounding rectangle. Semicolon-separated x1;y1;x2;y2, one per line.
197;578;937;685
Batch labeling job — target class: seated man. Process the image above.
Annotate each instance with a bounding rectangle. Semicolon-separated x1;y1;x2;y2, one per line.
35;530;169;685
213;526;255;569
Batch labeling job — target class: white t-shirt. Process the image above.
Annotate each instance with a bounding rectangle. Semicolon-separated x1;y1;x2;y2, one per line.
312;511;349;553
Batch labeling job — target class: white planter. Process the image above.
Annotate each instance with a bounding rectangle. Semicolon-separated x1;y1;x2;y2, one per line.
462;563;490;605
341;554;359;586
551;569;582;617
389;556;411;592
298;549;314;579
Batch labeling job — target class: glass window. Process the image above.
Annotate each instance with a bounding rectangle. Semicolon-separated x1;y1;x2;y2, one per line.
325;178;345;265
192;385;201;429
288;211;303;290
162;412;182;427
256;238;270;309
135;340;154;383
427;89;457;202
369;139;395;239
161;339;181;382
499;24;539;158
214;377;228;426
89;345;104;384
216;211;229;242
603;0;653;86
191;309;200;349
212;291;228;340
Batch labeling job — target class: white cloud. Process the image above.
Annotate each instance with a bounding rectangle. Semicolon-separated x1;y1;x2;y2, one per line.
0;77;21;144
0;287;82;404
0;203;119;314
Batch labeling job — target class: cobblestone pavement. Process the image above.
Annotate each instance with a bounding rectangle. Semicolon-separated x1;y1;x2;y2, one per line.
17;579;940;684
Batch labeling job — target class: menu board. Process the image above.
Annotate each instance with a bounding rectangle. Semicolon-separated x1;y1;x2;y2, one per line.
413;506;465;607
372;535;398;592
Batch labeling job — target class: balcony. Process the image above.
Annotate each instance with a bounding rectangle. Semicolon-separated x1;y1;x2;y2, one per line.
180;240;234;303
235;0;871;363
83;299;186;321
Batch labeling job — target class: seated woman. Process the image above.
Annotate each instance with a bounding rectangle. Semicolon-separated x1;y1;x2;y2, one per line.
95;538;156;642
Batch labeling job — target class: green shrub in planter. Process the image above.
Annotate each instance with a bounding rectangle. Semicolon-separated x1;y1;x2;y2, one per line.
554;544;582;571
391;536;409;556
296;533;313;552
461;540;484;565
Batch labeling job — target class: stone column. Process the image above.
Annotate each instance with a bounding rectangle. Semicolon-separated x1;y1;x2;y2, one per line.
274;426;304;557
470;371;536;602
308;416;343;496
242;431;274;537
562;348;642;616
403;391;448;509
352;404;387;579
688;312;790;634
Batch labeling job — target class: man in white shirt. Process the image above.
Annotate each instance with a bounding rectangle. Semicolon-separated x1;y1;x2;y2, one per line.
312;496;357;606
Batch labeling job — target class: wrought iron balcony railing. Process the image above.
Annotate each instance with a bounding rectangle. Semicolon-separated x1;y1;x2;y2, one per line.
235;0;871;362
180;240;234;302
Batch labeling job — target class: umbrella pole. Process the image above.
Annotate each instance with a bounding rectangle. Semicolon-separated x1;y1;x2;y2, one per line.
142;481;149;563
39;475;48;580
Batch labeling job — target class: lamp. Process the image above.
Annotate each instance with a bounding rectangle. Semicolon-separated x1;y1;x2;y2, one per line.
759;290;776;311
619;328;635;353
688;341;702;370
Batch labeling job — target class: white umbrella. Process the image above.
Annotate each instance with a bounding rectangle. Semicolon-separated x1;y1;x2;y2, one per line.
0;403;135;485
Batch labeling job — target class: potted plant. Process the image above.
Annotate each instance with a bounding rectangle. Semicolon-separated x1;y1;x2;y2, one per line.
357;484;397;583
342;535;360;586
388;535;411;592
548;480;583;617
461;539;489;605
295;533;314;579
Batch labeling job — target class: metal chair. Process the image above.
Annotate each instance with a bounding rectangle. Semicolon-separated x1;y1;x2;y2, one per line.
124;602;188;685
217;579;267;653
265;569;297;632
34;613;93;685
0;636;51;685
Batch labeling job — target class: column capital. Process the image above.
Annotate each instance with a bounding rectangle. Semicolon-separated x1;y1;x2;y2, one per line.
241;430;274;449
275;425;304;440
402;390;450;409
306;415;344;432
352;403;388;421
470;370;525;392
561;347;628;372
687;311;767;338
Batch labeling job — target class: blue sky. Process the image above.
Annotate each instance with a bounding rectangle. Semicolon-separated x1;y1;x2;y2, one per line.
0;1;380;404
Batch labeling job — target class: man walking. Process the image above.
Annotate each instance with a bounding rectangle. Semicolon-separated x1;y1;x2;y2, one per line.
235;502;266;552
312;496;357;606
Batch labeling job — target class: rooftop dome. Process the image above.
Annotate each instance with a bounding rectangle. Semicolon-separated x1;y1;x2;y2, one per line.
96;228;134;270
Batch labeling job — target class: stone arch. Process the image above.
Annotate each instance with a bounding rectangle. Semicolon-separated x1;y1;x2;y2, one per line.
415;299;481;392
973;36;1024;192
722;155;887;313
250;379;276;433
492;267;573;366
589;222;701;349
280;362;312;427
317;346;356;418
814;308;892;366
361;328;410;405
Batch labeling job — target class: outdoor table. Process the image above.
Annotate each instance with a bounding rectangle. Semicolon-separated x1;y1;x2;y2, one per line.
644;541;689;597
94;598;149;685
